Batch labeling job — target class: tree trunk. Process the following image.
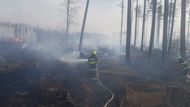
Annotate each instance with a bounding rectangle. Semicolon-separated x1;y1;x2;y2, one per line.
148;0;157;58
134;0;139;47
66;0;70;47
120;0;124;50
141;0;147;51
79;0;90;53
126;0;132;63
167;1;172;38
156;5;161;48
187;9;190;53
162;0;169;62
180;0;186;58
167;0;176;56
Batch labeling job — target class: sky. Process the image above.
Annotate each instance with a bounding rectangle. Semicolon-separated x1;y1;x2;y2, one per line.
0;0;184;47
0;0;121;35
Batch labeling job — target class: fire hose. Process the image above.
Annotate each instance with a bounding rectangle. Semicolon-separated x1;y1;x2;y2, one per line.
96;67;115;107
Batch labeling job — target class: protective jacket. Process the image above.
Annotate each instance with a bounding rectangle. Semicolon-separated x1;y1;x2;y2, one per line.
88;55;98;69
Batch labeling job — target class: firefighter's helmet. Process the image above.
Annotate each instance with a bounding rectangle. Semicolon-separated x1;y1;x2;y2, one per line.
92;50;97;56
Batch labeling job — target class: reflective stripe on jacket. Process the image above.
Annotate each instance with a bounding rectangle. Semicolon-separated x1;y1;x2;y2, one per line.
88;58;97;64
88;55;98;65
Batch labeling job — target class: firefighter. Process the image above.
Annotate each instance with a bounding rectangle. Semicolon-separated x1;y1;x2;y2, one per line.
88;50;98;70
88;50;98;80
178;57;189;72
178;57;190;82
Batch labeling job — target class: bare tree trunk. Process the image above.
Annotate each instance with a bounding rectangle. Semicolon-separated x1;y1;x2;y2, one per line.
162;0;169;63
180;0;186;58
187;9;190;54
134;0;139;47
167;1;172;39
120;0;124;50
66;0;70;47
126;0;132;63
79;0;90;53
167;0;176;56
145;11;149;50
148;0;157;58
156;4;162;48
141;0;147;51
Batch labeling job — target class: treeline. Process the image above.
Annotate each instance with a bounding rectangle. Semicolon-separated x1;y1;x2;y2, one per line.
63;0;189;63
123;0;189;63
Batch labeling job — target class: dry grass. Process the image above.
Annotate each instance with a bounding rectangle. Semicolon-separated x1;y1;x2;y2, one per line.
125;84;167;107
0;63;24;73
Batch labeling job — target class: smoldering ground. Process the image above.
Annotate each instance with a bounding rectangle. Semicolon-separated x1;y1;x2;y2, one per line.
0;27;189;107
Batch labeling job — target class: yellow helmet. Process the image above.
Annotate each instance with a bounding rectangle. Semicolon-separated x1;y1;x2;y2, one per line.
92;50;97;56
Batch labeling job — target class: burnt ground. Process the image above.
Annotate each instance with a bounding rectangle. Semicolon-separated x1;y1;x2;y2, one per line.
1;41;190;107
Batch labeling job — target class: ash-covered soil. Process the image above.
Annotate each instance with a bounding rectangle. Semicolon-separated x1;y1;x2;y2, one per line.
1;41;190;107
